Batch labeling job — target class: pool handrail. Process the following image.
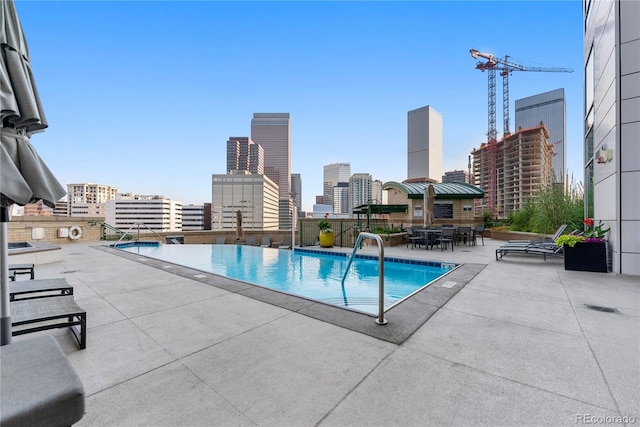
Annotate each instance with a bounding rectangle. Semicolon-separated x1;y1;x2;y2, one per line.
341;232;387;325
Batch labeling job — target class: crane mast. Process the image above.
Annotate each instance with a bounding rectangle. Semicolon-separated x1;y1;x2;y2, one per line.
469;49;573;214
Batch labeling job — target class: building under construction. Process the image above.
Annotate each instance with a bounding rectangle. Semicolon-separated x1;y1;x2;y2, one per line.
471;124;554;218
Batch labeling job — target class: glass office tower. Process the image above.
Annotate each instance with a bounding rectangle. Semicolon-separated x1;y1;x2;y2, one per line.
251;113;292;228
515;88;567;183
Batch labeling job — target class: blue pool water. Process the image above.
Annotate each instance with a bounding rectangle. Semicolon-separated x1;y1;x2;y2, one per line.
115;243;458;315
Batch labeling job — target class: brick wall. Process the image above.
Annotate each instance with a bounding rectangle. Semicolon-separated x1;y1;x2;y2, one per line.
7;216;103;244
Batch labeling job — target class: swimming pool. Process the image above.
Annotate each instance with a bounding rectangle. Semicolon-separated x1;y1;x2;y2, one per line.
115;243;459;316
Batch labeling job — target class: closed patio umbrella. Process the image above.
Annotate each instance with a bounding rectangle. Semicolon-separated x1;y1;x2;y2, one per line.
426;184;436;227
1;0;65;345
236;209;243;240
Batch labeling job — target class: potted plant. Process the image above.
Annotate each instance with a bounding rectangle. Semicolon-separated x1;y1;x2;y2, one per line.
318;213;334;248
556;218;609;272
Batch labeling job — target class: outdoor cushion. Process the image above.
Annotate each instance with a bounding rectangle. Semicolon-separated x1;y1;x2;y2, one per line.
0;335;85;427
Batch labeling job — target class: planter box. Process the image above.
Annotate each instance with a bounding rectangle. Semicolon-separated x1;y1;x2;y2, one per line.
319;231;334;248
563;242;608;272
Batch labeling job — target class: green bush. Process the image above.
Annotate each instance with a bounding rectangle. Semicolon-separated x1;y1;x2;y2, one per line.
506;182;584;234
481;211;495;228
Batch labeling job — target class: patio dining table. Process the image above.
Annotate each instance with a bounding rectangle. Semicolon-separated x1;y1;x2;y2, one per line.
412;228;443;250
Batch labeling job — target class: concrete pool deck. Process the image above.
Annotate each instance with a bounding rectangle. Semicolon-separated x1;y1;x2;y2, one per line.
8;238;639;426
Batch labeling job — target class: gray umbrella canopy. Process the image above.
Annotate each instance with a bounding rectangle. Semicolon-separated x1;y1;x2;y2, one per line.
1;0;65;345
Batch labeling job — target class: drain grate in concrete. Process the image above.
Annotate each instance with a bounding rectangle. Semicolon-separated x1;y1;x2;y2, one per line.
584;304;619;313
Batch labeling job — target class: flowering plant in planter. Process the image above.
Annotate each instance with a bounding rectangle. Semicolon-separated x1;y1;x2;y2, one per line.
558;218;609;272
555;234;585;247
555;218;610;247
317;213;333;233
582;218;609;242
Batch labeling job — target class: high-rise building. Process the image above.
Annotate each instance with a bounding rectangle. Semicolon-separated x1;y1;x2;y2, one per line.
211;173;279;231
226;137;264;175
291;173;302;216
22;200;53;216
182;204;211;231
323;162;351;208
251;113;292;228
472;125;554;217
332;182;350;214
371;180;383;204
67;183;118;217
584;0;639;274
442;170;471;184
349;173;373;212
515;88;567;183
106;195;182;233
407;105;443;182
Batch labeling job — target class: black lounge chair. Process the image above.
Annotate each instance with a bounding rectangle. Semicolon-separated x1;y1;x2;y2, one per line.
9;278;73;301
8;263;35;280
496;243;563;261
0;335;85;427
11;295;87;349
503;224;568;247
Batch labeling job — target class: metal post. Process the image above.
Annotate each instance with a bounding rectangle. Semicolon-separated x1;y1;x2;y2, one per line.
1;206;12;345
341;232;387;325
423;187;427;228
291;205;296;251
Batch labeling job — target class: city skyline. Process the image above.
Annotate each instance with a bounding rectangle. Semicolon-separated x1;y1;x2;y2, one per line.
15;1;583;212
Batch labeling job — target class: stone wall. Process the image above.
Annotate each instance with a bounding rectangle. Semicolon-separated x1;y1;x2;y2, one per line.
7;216;103;244
6;216;297;247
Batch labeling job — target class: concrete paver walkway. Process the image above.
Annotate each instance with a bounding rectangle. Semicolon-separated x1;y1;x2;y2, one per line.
9;239;639;426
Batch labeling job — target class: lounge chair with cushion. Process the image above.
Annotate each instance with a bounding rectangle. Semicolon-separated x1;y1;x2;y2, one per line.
278;235;292;249
503;224;568;247
244;236;256;246
260;237;271;248
215;237;226;244
496;243;563;261
1;335;85;426
11;295;87;349
9;278;73;301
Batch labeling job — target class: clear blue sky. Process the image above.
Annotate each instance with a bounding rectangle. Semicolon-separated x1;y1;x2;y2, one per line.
16;0;584;212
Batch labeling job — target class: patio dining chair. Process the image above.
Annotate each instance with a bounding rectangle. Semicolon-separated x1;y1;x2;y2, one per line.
471;226;485;246
457;226;472;245
437;227;456;251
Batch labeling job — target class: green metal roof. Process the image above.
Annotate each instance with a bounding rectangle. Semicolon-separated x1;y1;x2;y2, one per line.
383;181;485;200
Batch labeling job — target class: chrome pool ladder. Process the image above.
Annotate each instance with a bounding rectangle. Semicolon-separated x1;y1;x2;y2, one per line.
341;232;387;325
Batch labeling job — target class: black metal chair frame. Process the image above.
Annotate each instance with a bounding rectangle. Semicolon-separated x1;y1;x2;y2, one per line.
11;296;87;349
